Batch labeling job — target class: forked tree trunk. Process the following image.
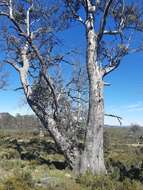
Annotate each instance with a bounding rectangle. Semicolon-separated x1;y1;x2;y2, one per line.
27;21;106;175
20;44;81;173
80;18;106;175
20;14;106;175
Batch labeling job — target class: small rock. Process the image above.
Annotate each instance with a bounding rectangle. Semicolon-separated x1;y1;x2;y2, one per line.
65;173;71;178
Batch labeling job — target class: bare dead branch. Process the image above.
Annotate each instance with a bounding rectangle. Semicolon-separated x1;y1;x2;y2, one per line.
105;113;122;125
102;45;128;77
98;0;113;42
103;30;121;35
9;0;13;19
104;82;111;86
5;60;20;72
102;59;121;77
68;92;88;104
84;0;96;13
0;67;8;89
0;12;25;35
66;1;84;25
26;3;34;37
14;87;24;91
20;42;32;98
41;73;59;117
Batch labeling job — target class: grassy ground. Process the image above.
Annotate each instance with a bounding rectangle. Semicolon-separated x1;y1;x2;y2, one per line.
0;127;143;189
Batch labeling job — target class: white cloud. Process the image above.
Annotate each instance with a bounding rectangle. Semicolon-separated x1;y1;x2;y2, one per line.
126;101;143;112
105;101;143;126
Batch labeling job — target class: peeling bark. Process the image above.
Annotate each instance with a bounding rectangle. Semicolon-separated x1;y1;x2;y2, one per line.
80;15;106;175
27;100;80;173
19;42;80;172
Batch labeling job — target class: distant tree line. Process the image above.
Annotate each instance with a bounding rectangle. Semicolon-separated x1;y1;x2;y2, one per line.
0;113;40;130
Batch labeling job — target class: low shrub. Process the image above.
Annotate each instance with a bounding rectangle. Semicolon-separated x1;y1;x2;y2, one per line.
77;172;114;190
76;172;143;190
0;170;34;190
0;148;20;160
115;179;143;190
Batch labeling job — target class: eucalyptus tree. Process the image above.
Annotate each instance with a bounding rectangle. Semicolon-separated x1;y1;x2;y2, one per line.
0;0;143;175
63;0;143;174
0;0;86;173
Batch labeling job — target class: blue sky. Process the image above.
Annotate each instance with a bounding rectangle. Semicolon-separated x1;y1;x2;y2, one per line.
0;4;143;126
104;52;143;126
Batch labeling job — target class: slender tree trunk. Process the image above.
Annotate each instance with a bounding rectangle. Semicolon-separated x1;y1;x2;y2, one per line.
80;18;106;175
20;43;81;173
27;99;80;173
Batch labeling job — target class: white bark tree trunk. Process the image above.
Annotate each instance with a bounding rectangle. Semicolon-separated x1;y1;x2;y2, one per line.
80;17;106;175
19;41;80;173
27;99;80;173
